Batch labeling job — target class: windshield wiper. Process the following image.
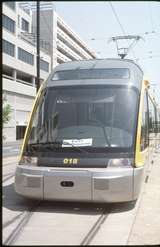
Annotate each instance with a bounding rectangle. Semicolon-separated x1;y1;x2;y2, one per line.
27;142;58;152
27;141;89;154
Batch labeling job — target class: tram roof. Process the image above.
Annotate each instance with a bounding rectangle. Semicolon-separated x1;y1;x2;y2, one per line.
45;58;144;90
53;58;143;72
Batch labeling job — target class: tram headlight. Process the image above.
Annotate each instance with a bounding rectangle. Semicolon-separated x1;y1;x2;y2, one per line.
108;158;133;168
19;156;38;166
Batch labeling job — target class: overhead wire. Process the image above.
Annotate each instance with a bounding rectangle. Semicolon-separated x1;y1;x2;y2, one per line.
85;31;155;42
84;30;157;42
108;2;126;37
147;1;154;32
29;3;160;62
39;6;96;61
108;1;137;60
146;2;160;43
137;55;160;61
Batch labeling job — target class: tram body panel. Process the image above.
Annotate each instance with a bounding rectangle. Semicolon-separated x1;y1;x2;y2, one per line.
15;164;143;202
15;167;44;199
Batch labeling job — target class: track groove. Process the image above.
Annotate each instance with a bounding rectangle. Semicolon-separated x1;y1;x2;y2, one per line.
3;201;41;245
80;208;110;245
3;173;15;183
3;161;18;167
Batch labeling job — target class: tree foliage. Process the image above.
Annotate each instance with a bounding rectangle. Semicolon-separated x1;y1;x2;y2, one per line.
3;94;12;125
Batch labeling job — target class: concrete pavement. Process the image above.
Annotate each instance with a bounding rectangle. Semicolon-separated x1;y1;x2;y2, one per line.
2;140;23;158
128;152;160;245
3;140;23;147
90;151;160;245
2;145;160;245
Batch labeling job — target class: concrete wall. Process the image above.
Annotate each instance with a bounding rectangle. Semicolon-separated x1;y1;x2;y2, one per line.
2;1;96;142
3;77;36;142
2;2;51;142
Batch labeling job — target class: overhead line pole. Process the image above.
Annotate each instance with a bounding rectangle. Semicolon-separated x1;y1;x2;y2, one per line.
36;1;40;92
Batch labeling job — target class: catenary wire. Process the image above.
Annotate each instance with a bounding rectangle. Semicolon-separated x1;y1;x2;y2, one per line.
108;1;137;60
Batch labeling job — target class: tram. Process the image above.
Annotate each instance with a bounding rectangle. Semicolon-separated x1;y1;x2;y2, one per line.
15;58;160;202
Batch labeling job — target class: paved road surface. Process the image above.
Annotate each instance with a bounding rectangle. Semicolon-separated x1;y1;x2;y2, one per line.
2;150;160;245
3;140;23;157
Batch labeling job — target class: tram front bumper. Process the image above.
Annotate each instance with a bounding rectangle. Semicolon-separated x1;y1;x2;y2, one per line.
14;165;144;202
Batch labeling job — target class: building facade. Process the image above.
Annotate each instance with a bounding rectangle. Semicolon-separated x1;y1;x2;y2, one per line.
30;2;96;68
2;2;96;142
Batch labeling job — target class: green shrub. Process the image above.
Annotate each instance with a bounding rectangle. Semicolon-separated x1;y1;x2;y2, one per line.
3;94;12;140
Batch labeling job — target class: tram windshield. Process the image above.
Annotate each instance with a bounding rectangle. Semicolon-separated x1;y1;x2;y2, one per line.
26;85;138;153
52;68;130;80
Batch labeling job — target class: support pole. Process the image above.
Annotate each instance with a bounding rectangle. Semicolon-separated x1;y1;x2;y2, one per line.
36;1;40;92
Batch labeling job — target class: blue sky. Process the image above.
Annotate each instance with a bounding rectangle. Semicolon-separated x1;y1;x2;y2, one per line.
54;1;160;103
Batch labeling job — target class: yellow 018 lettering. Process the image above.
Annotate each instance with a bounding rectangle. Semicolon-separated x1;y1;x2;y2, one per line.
73;158;78;164
63;158;79;165
63;158;69;164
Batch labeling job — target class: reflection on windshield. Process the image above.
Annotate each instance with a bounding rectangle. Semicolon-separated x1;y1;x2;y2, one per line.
28;86;138;152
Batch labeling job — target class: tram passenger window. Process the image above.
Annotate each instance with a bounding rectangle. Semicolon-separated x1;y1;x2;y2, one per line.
154;108;159;134
158;112;160;133
140;91;149;151
148;96;156;135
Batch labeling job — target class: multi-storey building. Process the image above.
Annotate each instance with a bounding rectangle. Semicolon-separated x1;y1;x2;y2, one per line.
2;2;96;142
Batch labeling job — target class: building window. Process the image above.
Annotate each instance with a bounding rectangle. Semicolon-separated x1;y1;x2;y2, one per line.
21;18;29;32
140;90;149;151
3;39;15;57
5;2;15;10
2;14;15;33
40;59;49;72
18;47;34;65
16;126;26;140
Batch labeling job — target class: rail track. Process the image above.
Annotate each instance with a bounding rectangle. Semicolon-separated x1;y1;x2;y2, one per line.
3;198;111;246
80;207;110;245
3;161;18;167
2;156;18;183
3;173;15;183
2;151;159;245
2;156;111;245
3;201;42;245
3;156;19;166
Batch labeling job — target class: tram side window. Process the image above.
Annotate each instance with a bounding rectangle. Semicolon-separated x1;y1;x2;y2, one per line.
155;108;159;134
148;96;156;134
158;112;160;133
140;91;149;151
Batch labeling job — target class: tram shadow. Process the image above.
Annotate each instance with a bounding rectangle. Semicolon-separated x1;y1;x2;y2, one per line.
3;182;137;215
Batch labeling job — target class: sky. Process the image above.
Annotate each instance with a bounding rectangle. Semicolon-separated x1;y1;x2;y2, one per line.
54;1;160;104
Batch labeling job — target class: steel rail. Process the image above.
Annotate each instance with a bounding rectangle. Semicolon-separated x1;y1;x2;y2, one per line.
3;160;18;167
80;207;110;245
3;173;15;183
3;201;42;245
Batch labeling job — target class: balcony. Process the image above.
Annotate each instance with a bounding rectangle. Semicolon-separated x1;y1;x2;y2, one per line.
57;40;82;61
57;27;91;59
